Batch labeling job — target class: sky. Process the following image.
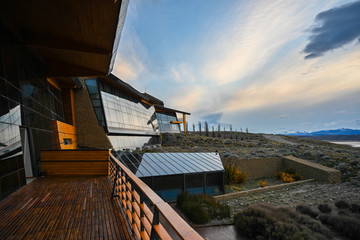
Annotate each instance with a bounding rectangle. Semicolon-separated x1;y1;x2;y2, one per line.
112;0;360;134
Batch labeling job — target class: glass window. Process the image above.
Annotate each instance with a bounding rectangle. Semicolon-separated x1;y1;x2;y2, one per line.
185;174;204;195
100;91;159;134
155;112;180;133
206;172;223;195
84;79;106;128
153;175;182;202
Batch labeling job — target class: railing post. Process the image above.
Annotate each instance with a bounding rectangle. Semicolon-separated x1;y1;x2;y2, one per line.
111;165;120;199
130;182;135;225
140;193;145;232
150;208;159;240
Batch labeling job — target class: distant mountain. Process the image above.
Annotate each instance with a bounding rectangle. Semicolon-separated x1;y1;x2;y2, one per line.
286;128;360;141
288;128;360;136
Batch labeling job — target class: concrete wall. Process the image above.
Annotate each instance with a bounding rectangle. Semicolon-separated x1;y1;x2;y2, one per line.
74;79;112;149
283;156;341;183
227;158;283;180
225;156;341;183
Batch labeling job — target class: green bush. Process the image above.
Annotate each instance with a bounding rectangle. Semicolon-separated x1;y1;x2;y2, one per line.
318;204;332;214
176;192;230;224
296;205;318;218
319;214;360;239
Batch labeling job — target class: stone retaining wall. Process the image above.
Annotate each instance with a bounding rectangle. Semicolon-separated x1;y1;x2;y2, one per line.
283;155;341;183
224;156;341;183
214;179;314;201
226;158;283;180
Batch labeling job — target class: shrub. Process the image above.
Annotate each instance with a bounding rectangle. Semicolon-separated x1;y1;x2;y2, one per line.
350;203;360;213
259;180;268;187
275;170;302;183
181;201;210;224
285;168;296;175
283;173;294;183
275;171;283;180
318;204;332;214
234;205;321;240
319;214;360;239
296;205;318;218
176;191;230;224
224;165;247;184
293;173;303;181
335;200;350;209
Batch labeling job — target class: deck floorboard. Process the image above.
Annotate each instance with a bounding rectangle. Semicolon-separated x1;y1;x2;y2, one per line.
0;176;133;240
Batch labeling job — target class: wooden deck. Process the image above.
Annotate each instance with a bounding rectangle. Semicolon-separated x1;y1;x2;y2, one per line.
0;176;133;240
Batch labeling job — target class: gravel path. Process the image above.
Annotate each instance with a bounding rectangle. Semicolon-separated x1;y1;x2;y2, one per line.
262;134;300;145
220;182;360;216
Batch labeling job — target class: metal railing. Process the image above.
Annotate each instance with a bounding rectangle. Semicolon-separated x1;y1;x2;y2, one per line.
109;153;203;240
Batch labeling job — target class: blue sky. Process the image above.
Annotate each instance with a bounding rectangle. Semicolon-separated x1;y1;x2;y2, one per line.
112;0;360;134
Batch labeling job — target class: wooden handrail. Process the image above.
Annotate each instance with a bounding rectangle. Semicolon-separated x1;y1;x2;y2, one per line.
109;153;203;240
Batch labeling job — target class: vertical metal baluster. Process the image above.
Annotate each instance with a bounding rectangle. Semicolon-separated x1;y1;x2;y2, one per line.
150;208;159;240
111;165;120;199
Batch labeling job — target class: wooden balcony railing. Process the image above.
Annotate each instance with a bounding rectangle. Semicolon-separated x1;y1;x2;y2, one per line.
109;153;203;240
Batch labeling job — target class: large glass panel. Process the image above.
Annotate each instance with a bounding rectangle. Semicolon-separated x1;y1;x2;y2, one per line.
155;112;180;133
185;174;204;195
101;91;159;134
206;172;223;195
84;79;106;128
109;135;160;152
0;105;21;158
153;175;182;202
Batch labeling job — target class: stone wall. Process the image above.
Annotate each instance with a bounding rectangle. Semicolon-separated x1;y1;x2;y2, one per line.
283;156;341;183
225;156;341;183
74;79;112;149
227;158;283;180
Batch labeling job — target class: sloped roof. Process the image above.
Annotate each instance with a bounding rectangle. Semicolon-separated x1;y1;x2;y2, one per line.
116;152;224;178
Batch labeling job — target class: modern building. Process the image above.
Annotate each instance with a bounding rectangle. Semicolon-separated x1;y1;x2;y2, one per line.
0;0;193;200
0;0;131;200
81;75;190;152
0;1;220;239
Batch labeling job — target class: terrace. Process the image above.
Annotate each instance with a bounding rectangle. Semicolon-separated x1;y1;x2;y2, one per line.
0;150;203;240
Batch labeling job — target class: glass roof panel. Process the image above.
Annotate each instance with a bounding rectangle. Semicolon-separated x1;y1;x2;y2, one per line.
116;152;223;177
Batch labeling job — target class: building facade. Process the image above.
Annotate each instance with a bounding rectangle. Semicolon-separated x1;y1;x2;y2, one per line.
0;0;130;200
82;75;189;151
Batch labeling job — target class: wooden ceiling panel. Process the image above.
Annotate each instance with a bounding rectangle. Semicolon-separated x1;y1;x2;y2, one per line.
0;0;126;77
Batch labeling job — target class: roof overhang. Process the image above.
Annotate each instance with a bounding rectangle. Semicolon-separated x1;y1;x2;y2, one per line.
154;105;191;115
0;0;129;78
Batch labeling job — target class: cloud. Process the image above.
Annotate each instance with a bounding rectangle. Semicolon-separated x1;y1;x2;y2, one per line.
225;47;360;112
201;113;223;124
171;62;196;83
304;1;360;59
201;1;316;86
333;110;348;114
112;26;147;81
278;115;289;119
324;121;340;127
